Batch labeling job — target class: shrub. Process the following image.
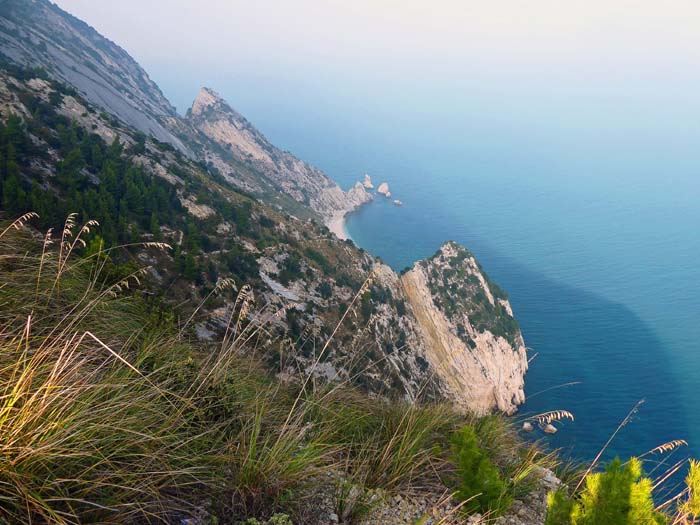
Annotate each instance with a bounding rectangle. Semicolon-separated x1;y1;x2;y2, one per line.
546;457;666;525
546;488;575;525
679;460;700;522
450;425;511;515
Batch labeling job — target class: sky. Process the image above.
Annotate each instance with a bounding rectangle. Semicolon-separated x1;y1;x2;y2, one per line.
53;0;700;119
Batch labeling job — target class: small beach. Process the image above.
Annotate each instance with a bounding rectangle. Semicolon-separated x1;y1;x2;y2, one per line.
327;212;349;240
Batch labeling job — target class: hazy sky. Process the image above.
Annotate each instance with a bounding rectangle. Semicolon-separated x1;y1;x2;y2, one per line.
53;0;700;116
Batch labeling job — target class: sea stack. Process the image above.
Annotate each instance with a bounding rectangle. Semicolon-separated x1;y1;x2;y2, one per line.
377;182;391;198
363;173;374;189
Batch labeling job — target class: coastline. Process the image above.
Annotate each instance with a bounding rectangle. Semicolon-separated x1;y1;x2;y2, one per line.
327;183;374;241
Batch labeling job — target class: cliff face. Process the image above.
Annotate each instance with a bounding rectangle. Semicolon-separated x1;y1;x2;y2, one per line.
0;0;188;152
186;87;372;222
401;242;528;414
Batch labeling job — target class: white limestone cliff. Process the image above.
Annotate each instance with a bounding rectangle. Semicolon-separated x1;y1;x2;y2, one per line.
400;242;528;414
187;88;372;226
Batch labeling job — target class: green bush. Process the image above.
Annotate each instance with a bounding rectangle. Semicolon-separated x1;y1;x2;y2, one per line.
546;488;575;525
546;457;666;525
681;459;700;520
451;425;511;515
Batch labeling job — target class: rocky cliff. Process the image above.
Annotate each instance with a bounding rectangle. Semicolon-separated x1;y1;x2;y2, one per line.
186;87;372;223
401;242;528;414
0;0;370;224
0;0;188;151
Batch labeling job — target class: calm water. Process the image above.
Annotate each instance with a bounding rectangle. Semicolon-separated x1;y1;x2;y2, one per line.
210;87;700;472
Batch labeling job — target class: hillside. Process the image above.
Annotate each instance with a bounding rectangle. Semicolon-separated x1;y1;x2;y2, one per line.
187;87;372;224
402;242;528;415
0;59;531;413
0;0;530;415
0;0;370;223
0;0;185;149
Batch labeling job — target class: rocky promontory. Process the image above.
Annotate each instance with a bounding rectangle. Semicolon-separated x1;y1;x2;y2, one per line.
186;87;372;223
401;242;528;414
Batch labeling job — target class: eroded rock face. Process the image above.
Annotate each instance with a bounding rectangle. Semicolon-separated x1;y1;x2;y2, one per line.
0;0;189;153
401;242;528;414
186;87;372;223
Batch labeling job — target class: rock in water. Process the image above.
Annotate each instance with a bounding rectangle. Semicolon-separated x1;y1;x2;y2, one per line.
377;182;391;197
363;173;374;189
522;421;534;432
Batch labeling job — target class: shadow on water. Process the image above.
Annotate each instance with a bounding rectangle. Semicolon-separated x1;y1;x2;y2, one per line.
500;258;689;464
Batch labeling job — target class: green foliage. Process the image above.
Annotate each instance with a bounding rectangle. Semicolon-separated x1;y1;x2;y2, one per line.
681;460;700;520
547;458;666;525
360;290;372;321
278;252;302;285
0;107;184;249
184;252;200;281
451;425;511;515
546;488;575;525
304;247;331;273
240;515;292;525
316;280;333;299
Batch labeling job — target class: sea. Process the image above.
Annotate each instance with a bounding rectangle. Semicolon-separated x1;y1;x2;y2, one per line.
181;79;700;484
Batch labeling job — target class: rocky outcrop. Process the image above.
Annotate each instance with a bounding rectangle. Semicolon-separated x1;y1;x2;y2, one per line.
401;242;528;414
186;87;372;224
377;182;391;198
363;173;374;189
299;466;559;525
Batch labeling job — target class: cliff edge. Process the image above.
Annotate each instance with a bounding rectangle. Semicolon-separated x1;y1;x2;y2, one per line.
401;242;528;414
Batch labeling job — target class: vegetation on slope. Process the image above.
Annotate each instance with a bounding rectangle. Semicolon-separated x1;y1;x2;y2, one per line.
0;216;558;524
0;60;460;404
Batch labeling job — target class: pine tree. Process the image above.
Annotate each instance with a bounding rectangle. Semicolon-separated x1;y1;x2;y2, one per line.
184;253;198;281
150;210;162;241
3;174;27;216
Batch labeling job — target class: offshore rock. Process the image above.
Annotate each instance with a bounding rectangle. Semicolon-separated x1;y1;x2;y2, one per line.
377;182;391;197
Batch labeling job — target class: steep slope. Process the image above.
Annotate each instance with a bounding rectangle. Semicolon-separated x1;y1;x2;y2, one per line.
0;0;370;223
186;87;371;224
0;0;187;151
0;66;442;405
401;242;528;414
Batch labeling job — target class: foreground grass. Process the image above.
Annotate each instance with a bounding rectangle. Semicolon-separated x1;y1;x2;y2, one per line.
0;216;573;524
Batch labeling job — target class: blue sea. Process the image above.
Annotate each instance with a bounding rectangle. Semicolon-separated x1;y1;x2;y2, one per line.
180;80;700;479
